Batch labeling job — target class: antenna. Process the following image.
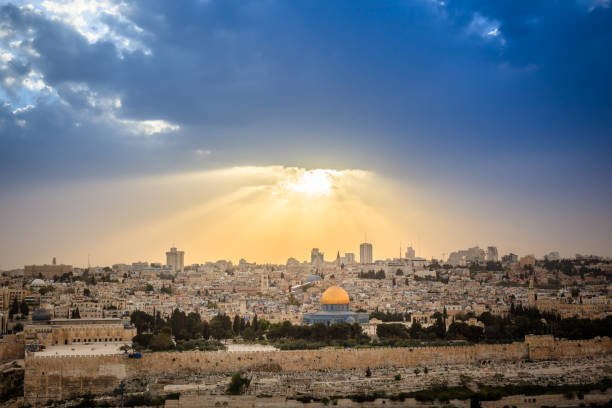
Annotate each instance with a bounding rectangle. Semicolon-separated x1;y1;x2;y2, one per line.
87;253;90;269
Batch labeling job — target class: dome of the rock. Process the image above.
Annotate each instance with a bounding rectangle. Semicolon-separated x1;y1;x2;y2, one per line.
321;285;350;305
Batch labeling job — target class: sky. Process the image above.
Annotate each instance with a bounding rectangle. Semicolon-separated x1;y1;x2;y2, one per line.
0;0;611;268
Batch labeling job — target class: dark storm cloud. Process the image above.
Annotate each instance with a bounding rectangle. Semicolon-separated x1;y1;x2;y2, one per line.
0;0;611;193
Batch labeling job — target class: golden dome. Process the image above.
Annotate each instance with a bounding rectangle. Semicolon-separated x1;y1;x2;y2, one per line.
321;285;350;305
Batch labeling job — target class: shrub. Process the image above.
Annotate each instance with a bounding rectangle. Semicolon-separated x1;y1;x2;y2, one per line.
226;372;250;395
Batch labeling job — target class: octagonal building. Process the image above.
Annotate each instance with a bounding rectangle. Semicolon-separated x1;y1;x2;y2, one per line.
302;285;369;325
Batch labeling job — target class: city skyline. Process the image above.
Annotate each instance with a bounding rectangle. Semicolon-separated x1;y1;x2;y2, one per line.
8;241;602;272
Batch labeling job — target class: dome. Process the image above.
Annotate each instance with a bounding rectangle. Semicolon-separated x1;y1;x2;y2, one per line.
30;279;45;287
306;274;322;283
321;285;350;305
32;308;51;321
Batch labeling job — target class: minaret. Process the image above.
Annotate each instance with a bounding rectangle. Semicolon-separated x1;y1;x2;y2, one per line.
240;297;247;315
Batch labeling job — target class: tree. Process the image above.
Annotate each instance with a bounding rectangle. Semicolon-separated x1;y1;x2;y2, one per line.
149;330;173;351
209;314;233;339
9;299;19;318
242;327;256;341
131;310;155;334
119;344;133;355
377;323;409;339
83;288;91;297
432;315;446;339
19;300;29;316
252;315;258;332
13;323;23;332
71;308;81;319
365;367;372;377
226;372;250;395
233;315;242;336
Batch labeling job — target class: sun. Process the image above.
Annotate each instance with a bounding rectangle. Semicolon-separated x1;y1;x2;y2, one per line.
284;169;339;196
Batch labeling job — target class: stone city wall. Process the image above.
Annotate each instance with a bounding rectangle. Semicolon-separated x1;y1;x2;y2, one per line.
0;334;25;363
24;336;612;405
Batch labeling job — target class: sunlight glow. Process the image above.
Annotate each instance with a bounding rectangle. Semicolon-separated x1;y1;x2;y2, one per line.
283;169;340;196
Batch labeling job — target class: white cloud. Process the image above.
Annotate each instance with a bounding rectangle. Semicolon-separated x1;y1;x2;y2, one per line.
22;71;53;92
487;28;501;37
465;13;505;46
119;118;180;136
12;104;35;115
0;50;14;63
583;0;610;11
57;83;181;137
24;0;151;56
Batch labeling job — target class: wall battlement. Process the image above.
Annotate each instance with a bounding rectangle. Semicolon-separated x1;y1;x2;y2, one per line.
24;336;612;405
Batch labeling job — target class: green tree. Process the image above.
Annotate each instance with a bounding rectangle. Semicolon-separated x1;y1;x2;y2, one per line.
150;327;173;351
242;327;256;341
71;308;81;319
226;372;250;395
209;314;233;339
232;315;242;336
19;300;29;316
9;299;19;318
252;315;258;332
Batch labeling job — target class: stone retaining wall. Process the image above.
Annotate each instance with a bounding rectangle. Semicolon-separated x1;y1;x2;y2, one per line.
24;336;612;405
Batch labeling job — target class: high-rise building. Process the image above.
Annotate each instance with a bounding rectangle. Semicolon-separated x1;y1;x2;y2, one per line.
545;251;560;261
465;246;485;263
486;246;499;262
344;253;355;264
360;243;373;264
447;251;465;266
520;254;536;267
310;248;324;265
405;246;416;259
502;253;519;264
166;247;184;272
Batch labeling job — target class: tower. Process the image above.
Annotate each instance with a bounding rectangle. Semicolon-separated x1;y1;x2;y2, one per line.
240;297;247;315
261;272;269;291
360;243;373;264
311;248;324;265
528;273;536;309
405;245;416;259
166;247;184;272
